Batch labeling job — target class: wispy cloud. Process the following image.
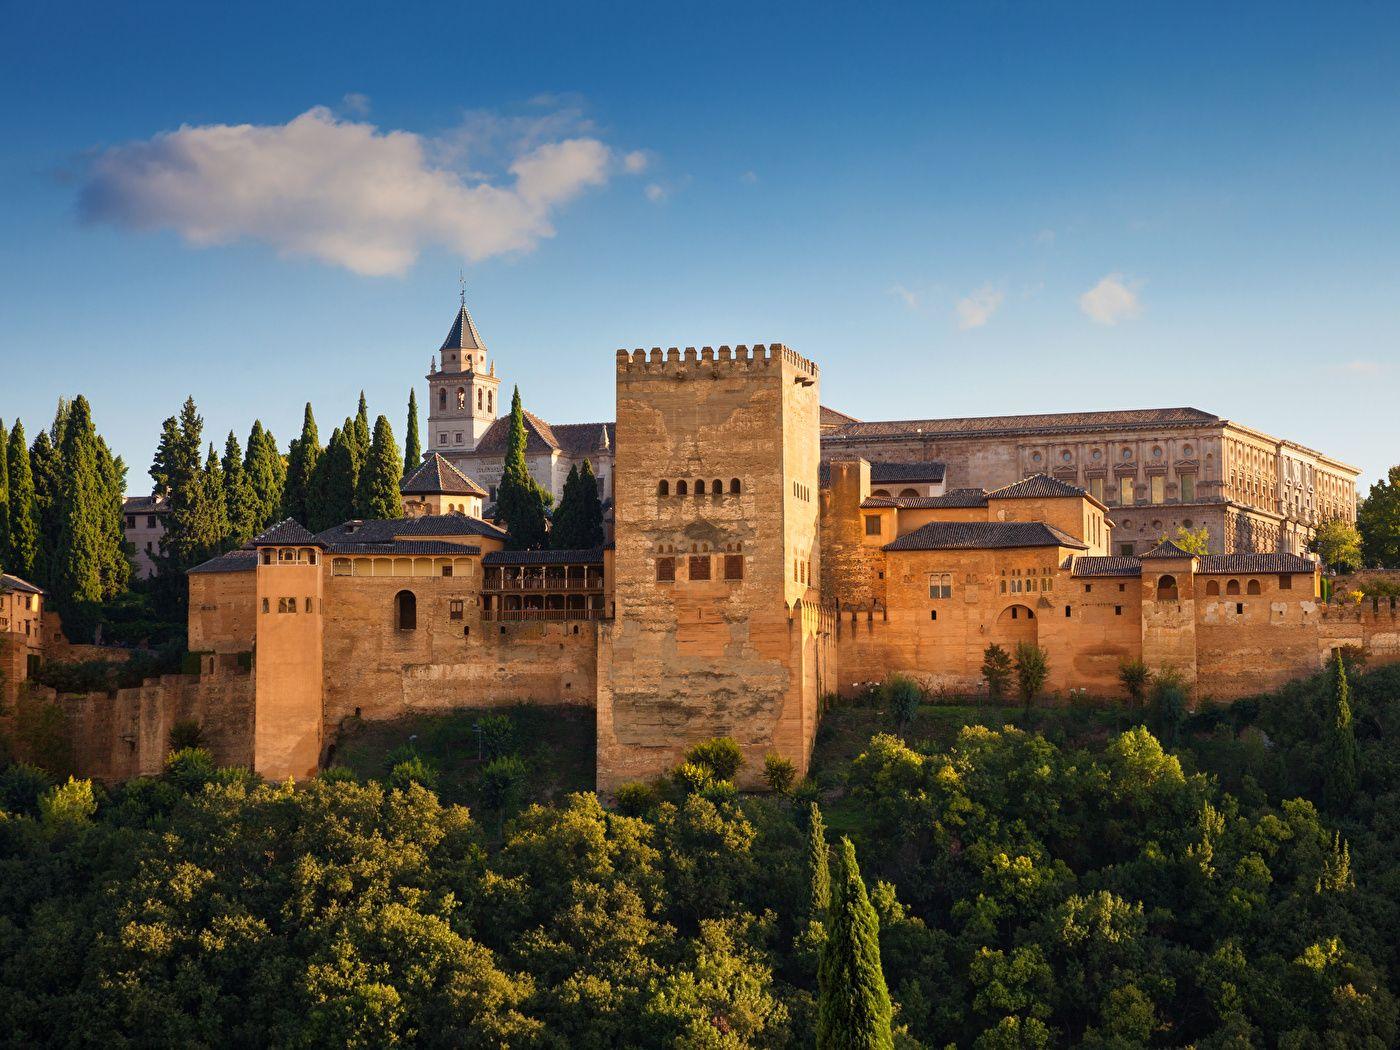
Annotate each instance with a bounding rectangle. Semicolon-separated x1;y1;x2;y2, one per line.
1336;360;1384;377
79;103;643;276
1079;273;1142;325
340;92;371;116
888;283;921;310
644;183;667;203
955;284;1004;330
623;150;649;174
740;170;759;184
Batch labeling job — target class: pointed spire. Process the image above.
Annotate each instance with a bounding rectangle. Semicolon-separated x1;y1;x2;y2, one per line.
441;301;485;352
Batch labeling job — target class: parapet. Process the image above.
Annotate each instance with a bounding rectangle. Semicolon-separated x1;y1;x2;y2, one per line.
615;343;819;380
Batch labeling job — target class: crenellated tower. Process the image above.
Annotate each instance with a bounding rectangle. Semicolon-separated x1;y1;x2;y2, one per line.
426;294;501;455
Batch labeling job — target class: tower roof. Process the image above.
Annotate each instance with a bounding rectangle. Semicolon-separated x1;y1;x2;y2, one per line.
401;453;488;497
441;303;486;352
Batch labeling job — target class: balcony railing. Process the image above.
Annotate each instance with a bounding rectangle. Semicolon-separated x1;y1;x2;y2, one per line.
483;608;607;622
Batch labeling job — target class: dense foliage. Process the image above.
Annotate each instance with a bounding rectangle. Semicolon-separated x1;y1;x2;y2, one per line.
497;386;550;551
1358;466;1400;569
3;660;1399;1047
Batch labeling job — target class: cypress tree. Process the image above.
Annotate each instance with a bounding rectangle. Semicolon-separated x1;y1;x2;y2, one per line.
158;398;219;572
356;415;403;520
51;396;106;622
7;421;39;581
30;427;62;588
1322;650;1358;809
496;387;549;550
244;421;282;530
550;464;582;549
307;426;356;531
282;404;321;524
352;392;371;467
404;389;422;474
94;437;131;599
808;802;831;918
203;443;230;550
578;458;606;548
0;417;9;571
150;416;180;497
221;431;259;547
817;838;893;1050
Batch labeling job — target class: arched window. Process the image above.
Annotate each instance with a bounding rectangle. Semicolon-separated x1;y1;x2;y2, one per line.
456;388;466;410
438;388;447;410
899;488;919;497
871;489;890;497
677;480;688;495
696;480;706;495
1226;579;1240;595
658;480;669;496
1246;579;1261;595
730;478;741;494
395;590;417;631
477;389;483;410
713;479;722;494
487;391;493;413
1156;574;1178;601
1206;580;1220;596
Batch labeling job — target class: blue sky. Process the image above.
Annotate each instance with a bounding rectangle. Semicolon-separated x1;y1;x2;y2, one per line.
2;2;1397;492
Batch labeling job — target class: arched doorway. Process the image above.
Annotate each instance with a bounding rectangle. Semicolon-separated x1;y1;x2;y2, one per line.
991;603;1038;651
395;590;417;631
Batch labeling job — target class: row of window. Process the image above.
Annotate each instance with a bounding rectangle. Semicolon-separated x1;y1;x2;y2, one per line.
438;387;494;413
656;554;745;582
262;597;317;614
657;478;743;496
124;514;161;529
792;482;812;502
1032;443;1197;466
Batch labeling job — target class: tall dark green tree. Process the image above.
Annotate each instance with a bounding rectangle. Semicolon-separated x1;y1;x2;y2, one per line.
153;398;221;573
307;426;356;532
7;421;39;581
51;396;107;622
550;464;582;549
1358;466;1400;568
352;392;371;467
355;415;402;520
203;443;230;551
0;417;9;572
817;837;893;1050
29;427;62;588
808;802;830;919
282;404;321;525
403;389;422;474
244;421;283;531
94;436;131;599
221;431;259;547
496;387;549;550
1322;649;1358;809
577;459;606;548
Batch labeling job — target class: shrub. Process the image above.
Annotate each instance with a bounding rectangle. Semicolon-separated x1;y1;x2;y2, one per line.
982;644;1013;701
793;778;822;807
39;776;97;827
167;719;204;753
763;752;798;795
164;747;217;794
479;754;528;811
685;737;744;782
881;674;923;734
613;780;657;816
1014;642;1050;710
1150;667;1190;747
672;761;714;796
1118;659;1151;706
318;766;358;784
389;755;439;792
0;763;54;817
476;714;516;761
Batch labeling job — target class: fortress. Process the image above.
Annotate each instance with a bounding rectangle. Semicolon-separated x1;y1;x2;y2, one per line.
6;301;1389;790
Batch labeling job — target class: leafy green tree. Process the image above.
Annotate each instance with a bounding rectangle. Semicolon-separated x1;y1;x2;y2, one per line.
496;387;549;550
1118;658;1151;706
552;460;606;549
0;416;9;571
282;403;321;524
243;420;284;530
1159;523;1210;555
403;389;422;474
1014;642;1050;711
1312;517;1363;573
221;430;259;546
307;425;356;531
94;436;131;599
351;391;371;469
1358;466;1400;568
882;673;922;734
1149;667;1189;747
28;426;61;587
38;776;97;827
817;837;893;1050
983;643;1012;701
7;420;39;580
202;444;230;550
51;396;107;620
355;415;402;520
153;398;222;573
1321;649;1358;809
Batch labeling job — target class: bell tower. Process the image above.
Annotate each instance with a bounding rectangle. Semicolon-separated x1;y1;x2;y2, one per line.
426;288;501;455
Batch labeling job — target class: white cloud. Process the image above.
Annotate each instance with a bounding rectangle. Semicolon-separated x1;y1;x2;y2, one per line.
1079;273;1142;325
888;283;921;310
79;104;639;276
1338;360;1383;376
644;183;667;203
623;150;648;173
740;170;759;184
341;92;371;116
955;284;1004;330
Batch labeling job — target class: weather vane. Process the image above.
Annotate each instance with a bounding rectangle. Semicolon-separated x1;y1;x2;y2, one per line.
458;269;466;308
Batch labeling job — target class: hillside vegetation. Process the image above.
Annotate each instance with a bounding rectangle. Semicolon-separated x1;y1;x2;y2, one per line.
1;662;1397;1048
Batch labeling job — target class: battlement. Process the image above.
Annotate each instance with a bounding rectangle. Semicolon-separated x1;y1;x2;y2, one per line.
1319;597;1400;623
616;343;819;379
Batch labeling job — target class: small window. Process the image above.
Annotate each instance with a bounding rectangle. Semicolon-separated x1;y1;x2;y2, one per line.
449;599;464;621
677;480;688;496
864;515;882;537
396;590;418;631
1064;605;1071;618
713;479;722;494
658;480;669;496
1118;542;1135;557
1236;602;1244;615
689;555;711;581
1115;605;1123;615
656;557;676;583
1084;583;1092;593
439;389;447;410
1246;579;1261;595
305;597;313;613
441;564;453;577
1278;574;1292;590
696;479;706;495
724;555;744;581
1156;574;1178;601
928;573;952;599
730;478;741;494
930;609;937;621
261;598;270;614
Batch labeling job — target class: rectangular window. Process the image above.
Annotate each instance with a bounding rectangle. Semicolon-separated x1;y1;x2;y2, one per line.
126;515;136;528
655;557;675;583
1180;474;1195;502
262;598;270;614
1119;542;1135;557
439;434;448;445
449;599;464;620
1065;605;1072;617
1151;475;1165;503
148;515;158;528
1089;477;1104;502
928;573;952;599
929;609;937;621
864;515;882;537
305;597;313;613
441;565;453;577
1120;476;1134;505
1278;574;1292;590
724;555;744;581
689;555;711;581
1115;605;1123;616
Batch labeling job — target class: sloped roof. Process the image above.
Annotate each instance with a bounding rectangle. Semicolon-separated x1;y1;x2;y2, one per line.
1197;553;1316;574
1140;539;1197;559
989;474;1091;500
0;572;44;595
1068;556;1143;577
315;514;508;546
482;547;606;566
549;422;613;456
441;304;485;352
250;519;324;547
323;540;482;556
122;494;166;514
401;453;487;497
884;521;1088;552
472;409;559;455
823;407;1222;441
820;405;860;427
861;488;989;510
188;550;259;575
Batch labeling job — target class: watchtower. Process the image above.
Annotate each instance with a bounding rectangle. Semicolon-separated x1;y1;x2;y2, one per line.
426;297;501;455
598;344;831;790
